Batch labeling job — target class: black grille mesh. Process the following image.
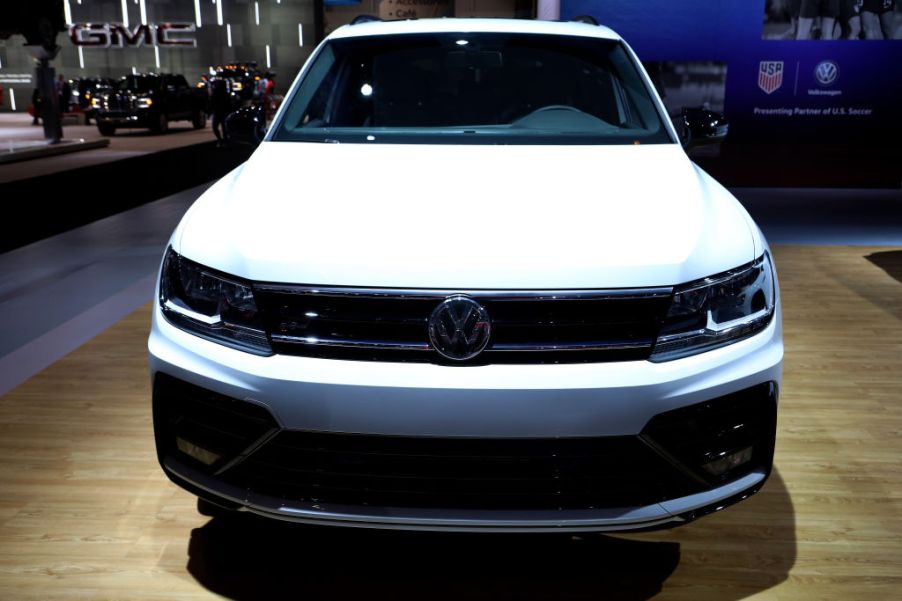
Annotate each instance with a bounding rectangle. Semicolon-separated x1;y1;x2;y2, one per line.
223;432;703;510
154;376;777;513
153;374;278;473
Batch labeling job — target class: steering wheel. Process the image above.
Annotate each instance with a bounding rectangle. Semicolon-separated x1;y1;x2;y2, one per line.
527;105;583;114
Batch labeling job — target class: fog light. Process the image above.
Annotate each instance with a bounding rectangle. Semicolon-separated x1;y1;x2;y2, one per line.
702;446;753;477
176;437;221;466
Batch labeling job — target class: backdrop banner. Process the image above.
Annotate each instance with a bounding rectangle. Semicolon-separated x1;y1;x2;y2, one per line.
562;0;902;148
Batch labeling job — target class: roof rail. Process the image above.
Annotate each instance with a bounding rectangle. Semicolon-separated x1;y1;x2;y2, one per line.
350;15;382;25
570;15;599;25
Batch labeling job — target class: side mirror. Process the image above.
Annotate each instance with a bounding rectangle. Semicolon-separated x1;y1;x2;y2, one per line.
224;105;266;147
678;108;729;150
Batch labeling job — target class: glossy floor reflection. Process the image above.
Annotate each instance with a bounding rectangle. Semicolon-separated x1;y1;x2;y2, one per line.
184;469;794;600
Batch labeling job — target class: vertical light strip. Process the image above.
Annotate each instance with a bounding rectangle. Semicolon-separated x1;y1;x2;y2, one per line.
254;2;260;26
78;46;85;68
194;0;202;27
216;0;223;25
9;89;16;111
120;0;129;27
265;44;271;68
139;0;147;24
64;0;72;24
154;46;160;69
0;53;3;68
226;24;232;47
132;66;138;75
298;24;303;46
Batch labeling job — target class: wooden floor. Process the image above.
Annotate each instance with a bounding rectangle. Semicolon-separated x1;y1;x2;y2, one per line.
0;245;900;600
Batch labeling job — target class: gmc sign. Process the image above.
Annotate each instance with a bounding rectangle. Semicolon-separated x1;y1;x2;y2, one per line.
69;22;196;48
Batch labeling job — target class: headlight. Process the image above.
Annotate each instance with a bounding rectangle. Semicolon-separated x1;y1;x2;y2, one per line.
137;97;153;108
91;98;100;107
651;253;776;361
159;248;272;355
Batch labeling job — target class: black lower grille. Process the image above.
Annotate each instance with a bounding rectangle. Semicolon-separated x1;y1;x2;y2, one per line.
642;382;778;484
253;285;672;364
153;373;279;473
223;433;703;510
154;376;777;512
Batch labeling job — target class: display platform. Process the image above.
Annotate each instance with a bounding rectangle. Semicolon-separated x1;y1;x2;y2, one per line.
0;244;899;600
0;113;251;253
0;113;216;184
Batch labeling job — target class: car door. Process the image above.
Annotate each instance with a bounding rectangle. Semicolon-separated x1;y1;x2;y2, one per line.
164;74;188;119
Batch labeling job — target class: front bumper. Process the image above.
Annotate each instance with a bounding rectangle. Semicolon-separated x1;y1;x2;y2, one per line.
149;302;782;532
95;111;154;127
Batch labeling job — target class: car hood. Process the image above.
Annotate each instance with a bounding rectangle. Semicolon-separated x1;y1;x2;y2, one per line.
175;141;759;289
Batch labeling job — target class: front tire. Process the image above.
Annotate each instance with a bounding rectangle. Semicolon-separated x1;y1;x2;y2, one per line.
97;122;116;136
192;110;206;129
151;112;169;134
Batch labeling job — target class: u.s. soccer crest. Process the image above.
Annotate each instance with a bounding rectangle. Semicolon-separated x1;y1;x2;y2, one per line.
758;61;784;94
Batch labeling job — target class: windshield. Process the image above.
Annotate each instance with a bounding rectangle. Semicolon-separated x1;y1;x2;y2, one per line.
273;32;672;145
218;68;251;79
118;75;158;92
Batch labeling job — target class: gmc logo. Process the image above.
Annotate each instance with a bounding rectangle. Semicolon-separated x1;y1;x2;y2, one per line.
69;23;197;48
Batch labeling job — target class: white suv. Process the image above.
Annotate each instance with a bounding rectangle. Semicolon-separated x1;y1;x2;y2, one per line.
150;18;782;532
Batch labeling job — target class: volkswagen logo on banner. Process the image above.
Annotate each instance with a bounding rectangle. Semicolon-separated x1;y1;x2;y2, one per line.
758;61;784;95
814;60;839;86
428;296;491;361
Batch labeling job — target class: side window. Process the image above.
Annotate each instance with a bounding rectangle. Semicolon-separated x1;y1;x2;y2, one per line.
174;75;189;89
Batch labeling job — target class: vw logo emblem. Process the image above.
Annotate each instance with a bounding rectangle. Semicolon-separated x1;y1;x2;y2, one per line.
428;296;491;361
815;60;839;86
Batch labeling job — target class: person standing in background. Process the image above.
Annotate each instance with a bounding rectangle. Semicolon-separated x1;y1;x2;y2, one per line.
56;75;71;115
263;72;278;121
255;73;269;101
31;88;43;125
265;72;276;96
209;77;232;147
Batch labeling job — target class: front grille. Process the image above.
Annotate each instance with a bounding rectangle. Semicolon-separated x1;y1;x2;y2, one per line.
224;432;703;510
253;285;672;364
112;95;136;110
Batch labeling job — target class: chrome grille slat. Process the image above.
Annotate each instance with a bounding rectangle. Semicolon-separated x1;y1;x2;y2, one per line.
254;284;671;300
254;285;672;364
488;340;653;352
270;334;431;351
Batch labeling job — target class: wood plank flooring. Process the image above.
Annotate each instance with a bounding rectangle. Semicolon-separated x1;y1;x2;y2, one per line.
0;244;900;600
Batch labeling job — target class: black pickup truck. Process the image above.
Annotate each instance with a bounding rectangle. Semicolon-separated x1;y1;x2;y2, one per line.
93;73;207;135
